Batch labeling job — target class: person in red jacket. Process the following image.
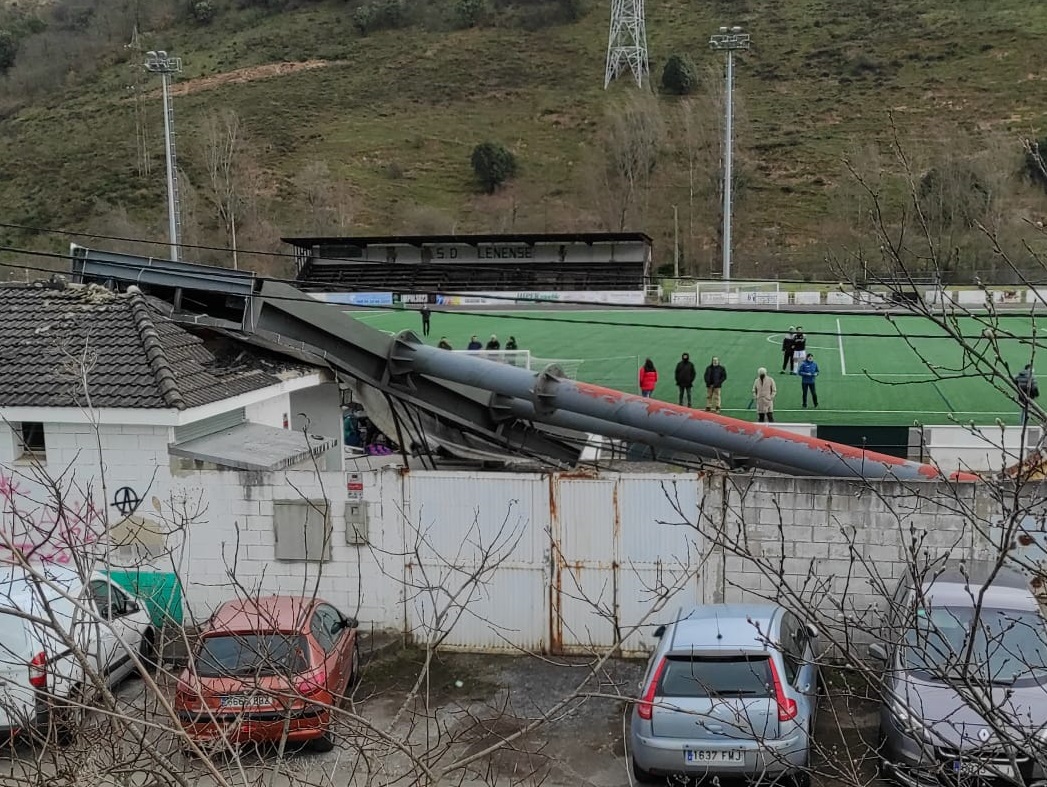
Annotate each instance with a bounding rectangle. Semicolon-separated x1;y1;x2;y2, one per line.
639;358;658;398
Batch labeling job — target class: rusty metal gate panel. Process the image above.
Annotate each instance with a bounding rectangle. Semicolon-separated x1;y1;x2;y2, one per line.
551;474;708;656
616;475;706;656
550;478;618;654
402;471;550;652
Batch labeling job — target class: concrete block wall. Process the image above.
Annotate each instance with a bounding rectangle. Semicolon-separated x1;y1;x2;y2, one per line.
705;476;987;631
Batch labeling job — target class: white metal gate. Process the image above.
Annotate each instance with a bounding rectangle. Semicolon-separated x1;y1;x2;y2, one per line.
551;474;706;656
402;472;551;652
402;471;708;654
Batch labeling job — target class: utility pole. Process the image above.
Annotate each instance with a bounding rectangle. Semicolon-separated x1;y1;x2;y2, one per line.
145;50;183;262
673;204;680;279
709;26;750;283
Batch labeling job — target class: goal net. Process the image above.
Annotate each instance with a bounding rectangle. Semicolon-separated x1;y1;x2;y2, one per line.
450;350;640;389
696;281;785;308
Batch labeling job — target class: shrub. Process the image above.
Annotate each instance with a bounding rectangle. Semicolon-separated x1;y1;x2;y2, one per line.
1024;137;1047;193
660;53;697;95
470;141;517;194
353;0;406;35
191;0;217;24
454;0;488;28
0;30;16;72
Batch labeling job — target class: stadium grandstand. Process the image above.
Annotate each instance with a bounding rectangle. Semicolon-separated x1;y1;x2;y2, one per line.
285;233;652;301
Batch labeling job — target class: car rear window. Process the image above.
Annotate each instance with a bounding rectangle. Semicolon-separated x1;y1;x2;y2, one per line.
658;655;773;698
196;633;310;678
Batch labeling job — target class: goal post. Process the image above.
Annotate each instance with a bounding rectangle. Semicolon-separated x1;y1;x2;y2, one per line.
696;281;784;308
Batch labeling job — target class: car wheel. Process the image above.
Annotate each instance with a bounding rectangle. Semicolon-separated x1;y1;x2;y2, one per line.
310;729;336;753
137;628;158;675
631;757;658;784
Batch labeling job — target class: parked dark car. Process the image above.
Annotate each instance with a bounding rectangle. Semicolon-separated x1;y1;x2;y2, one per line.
175;595;359;751
870;562;1047;785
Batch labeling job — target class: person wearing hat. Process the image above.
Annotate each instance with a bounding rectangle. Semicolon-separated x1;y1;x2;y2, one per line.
674;352;697;407
752;367;777;422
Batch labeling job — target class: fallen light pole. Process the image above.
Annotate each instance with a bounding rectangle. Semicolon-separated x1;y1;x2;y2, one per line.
390;332;977;481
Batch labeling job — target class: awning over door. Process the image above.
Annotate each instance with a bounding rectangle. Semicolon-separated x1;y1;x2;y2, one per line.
169;422;338;471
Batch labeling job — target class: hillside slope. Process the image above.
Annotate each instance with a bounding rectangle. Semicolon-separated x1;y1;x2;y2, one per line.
0;0;1045;278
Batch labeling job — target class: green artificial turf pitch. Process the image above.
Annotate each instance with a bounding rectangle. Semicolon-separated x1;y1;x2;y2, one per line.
349;307;1043;427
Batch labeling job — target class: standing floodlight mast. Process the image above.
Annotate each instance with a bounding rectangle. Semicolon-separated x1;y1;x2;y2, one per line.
604;0;649;88
709;26;750;283
144;50;183;262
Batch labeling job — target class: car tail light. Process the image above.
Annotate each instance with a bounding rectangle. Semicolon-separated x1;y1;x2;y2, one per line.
28;652;46;690
636;657;667;721
294;669;327;697
768;658;797;722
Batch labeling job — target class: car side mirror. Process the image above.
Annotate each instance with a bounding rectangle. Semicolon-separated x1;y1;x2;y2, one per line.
653;624;666;638
868;643;888;663
125;599;139;615
806;624;819;639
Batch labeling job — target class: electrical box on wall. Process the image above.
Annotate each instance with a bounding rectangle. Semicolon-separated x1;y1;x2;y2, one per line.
345;502;369;545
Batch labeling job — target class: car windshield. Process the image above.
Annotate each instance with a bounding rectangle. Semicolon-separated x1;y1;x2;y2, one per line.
196;633;309;678
658;655;773;698
903;606;1047;686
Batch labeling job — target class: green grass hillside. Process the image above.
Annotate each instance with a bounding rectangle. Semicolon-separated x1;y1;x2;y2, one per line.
0;0;1046;279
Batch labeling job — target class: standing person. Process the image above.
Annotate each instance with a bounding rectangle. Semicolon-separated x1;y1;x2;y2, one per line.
798;353;820;409
674;353;697;407
437;336;453;350
505;336;518;351
486;334;501;351
639;358;658;398
419;304;432;337
791;327;807;373
467;335;482;351
703;356;727;412
781;327;796;374
1015;364;1040;425
752;367;777;422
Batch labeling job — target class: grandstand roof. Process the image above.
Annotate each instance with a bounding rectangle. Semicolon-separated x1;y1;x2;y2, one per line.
282;232;653;248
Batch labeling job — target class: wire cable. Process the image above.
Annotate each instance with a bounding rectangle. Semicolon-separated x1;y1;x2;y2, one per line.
0;243;1044;342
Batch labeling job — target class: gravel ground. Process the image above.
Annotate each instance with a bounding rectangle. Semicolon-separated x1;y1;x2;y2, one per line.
0;643;880;787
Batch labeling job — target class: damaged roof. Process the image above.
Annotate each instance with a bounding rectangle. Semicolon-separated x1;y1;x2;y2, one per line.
0;281;312;410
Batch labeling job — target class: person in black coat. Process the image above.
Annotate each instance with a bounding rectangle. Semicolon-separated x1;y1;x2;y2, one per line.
781;327;796;374
674;353;697;407
703;356;727;412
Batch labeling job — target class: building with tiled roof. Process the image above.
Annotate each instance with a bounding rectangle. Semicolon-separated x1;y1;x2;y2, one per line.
0;280;343;475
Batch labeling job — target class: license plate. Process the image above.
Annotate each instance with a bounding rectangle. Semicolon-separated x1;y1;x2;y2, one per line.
685;750;743;764
219;695;260;708
952;761;1014;779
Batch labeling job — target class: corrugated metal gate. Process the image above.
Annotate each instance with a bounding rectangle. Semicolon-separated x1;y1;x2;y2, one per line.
402;472;708;654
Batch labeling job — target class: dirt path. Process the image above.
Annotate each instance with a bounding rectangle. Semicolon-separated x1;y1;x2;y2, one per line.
160;59;337;97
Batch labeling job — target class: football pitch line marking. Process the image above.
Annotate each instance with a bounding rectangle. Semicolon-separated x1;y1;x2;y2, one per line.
836;319;847;376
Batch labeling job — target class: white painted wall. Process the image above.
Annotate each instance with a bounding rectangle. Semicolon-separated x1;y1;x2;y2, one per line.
922;425;1040;473
245;392;290;429
290;383;344;472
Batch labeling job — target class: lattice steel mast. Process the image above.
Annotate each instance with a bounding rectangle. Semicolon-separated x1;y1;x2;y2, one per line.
604;0;649;88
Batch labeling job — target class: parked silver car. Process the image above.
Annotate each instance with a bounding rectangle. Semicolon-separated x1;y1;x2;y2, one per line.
871;562;1047;786
629;603;820;785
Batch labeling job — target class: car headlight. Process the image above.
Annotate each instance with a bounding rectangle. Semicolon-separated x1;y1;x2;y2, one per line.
890;696;929;741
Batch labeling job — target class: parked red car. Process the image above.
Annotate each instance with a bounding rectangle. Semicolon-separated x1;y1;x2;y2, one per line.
175;595;359;751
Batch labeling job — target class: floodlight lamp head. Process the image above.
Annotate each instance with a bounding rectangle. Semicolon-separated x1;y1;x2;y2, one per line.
158;50;167;59
731;26;743;32
146;50;157;58
719;26;728;32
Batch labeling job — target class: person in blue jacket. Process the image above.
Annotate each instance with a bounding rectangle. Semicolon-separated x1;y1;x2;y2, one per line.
798;353;819;409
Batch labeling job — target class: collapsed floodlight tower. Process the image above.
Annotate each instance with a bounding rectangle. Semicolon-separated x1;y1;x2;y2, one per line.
604;0;649;88
144;49;183;262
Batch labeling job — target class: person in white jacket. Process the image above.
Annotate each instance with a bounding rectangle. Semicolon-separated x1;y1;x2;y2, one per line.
752;367;777;423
